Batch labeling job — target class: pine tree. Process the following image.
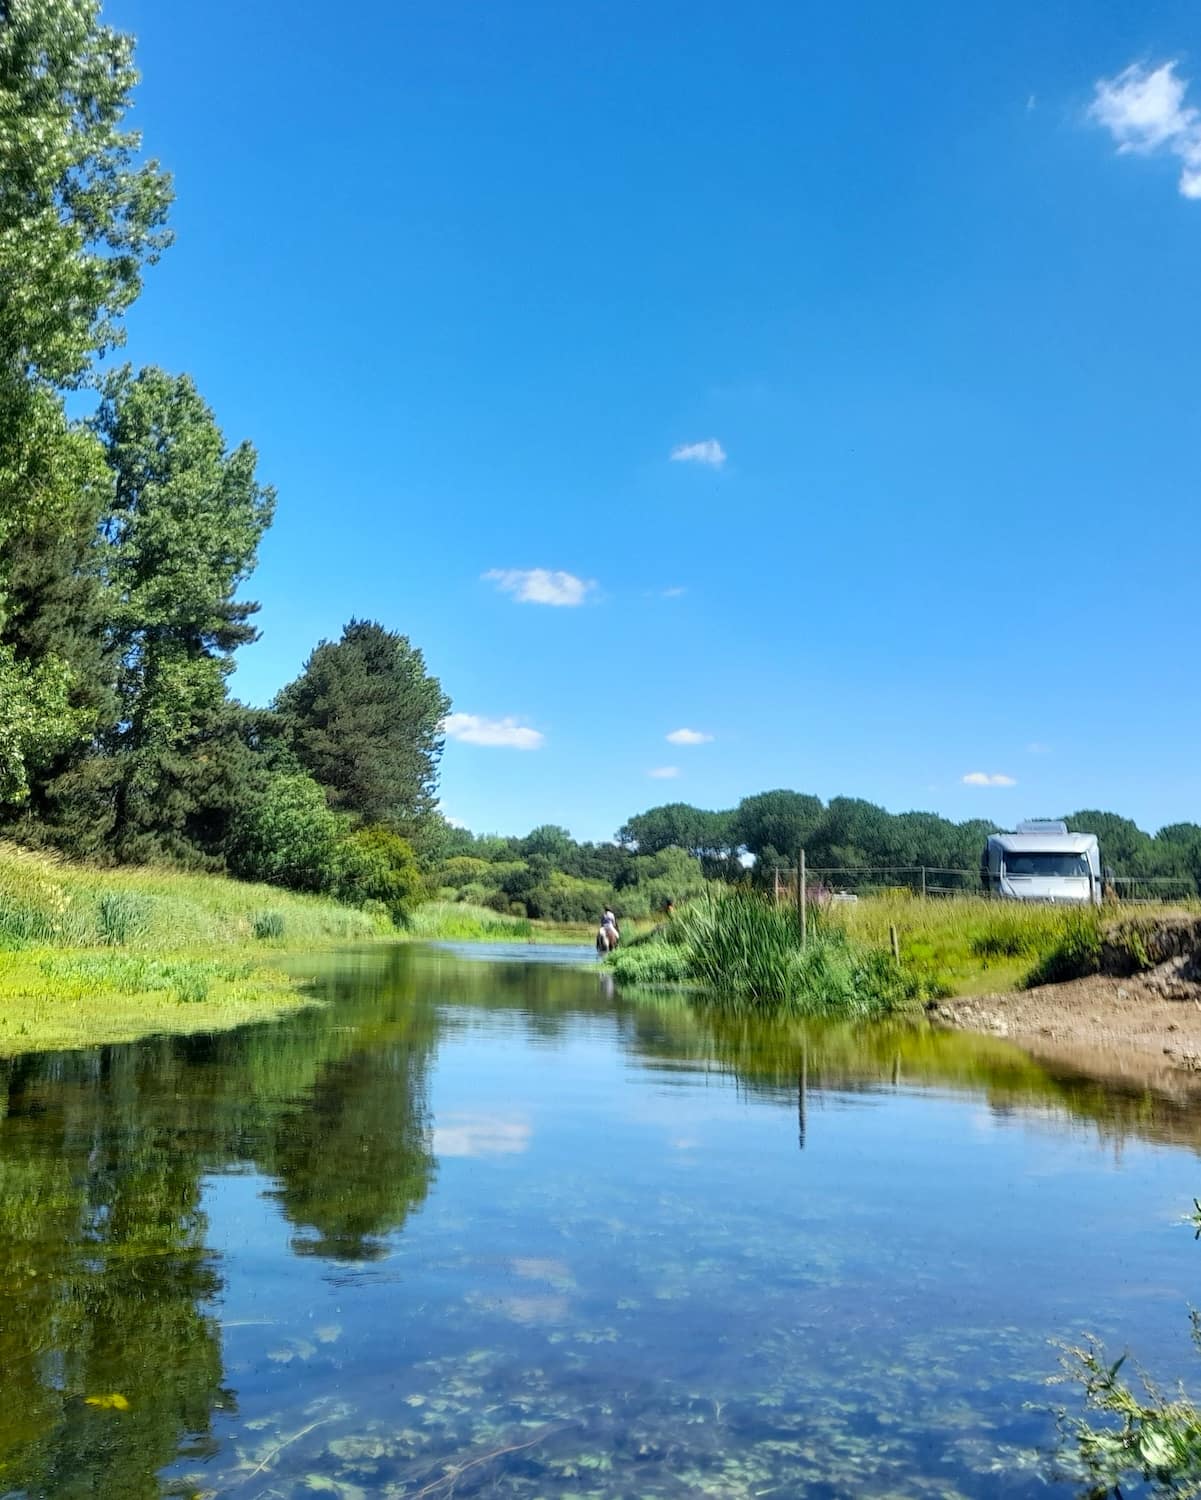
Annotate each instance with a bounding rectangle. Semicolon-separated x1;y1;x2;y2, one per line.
274;620;451;834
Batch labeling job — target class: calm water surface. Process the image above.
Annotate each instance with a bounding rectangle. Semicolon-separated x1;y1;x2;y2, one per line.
3;942;1201;1498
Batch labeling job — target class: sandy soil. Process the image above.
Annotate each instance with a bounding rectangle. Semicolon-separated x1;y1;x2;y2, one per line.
930;952;1201;1089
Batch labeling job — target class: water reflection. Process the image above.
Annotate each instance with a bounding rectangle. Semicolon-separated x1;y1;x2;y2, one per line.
0;942;1198;1498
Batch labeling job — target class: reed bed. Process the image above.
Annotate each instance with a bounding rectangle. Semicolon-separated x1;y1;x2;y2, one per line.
610;889;923;1019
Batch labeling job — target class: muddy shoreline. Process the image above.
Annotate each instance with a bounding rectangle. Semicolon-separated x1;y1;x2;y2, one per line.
932;957;1201;1092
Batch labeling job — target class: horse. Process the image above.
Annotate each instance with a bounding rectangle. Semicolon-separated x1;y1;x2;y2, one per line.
596;923;619;957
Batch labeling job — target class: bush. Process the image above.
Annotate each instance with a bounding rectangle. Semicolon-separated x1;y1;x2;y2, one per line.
525;873;611;923
334;825;424;924
252;910;285;940
226;773;345;893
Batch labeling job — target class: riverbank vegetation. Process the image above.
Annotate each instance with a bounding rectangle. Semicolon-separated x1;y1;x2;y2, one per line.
608;889;1180;1019
424;792;1201;935
610;890;925;1019
0;841;388;1054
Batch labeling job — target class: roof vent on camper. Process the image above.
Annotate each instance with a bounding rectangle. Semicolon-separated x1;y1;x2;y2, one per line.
1016;820;1069;835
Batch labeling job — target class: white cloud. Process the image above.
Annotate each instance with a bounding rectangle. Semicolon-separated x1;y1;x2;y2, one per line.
648;766;680;779
1026;742;1051;755
1090;61;1201;198
443;713;544;750
484;568;595;606
433;1113;531;1157
661;585;687;598
666;727;713;745
962;771;1017;788
670;439;727;468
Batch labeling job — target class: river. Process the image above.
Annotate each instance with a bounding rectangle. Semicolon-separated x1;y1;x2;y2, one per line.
1;941;1199;1497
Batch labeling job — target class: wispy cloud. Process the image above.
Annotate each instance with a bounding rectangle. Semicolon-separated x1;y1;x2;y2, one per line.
648;766;680;779
443;713;544;750
1090;60;1201;198
661;585;687;598
484;568;595;606
670;439;727;468
1026;742;1051;755
962;771;1017;788
666;727;713;745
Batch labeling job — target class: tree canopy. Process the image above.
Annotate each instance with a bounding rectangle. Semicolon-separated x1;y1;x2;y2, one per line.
274;620;450;835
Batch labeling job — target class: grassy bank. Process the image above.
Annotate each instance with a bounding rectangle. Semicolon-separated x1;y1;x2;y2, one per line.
407;900;656;947
406;900;591;945
828;894;1104;996
0;842;390;1054
608;889;1181;1019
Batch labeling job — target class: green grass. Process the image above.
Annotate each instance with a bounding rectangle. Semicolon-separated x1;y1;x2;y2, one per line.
0;841;393;1054
609;889;1184;1018
827;893;1112;996
610;889;925;1020
407;900;628;946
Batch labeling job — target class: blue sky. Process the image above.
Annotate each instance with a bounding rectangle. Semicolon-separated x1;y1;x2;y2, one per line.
106;0;1200;841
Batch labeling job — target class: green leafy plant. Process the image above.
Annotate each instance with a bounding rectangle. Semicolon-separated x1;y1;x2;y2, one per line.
1056;1331;1201;1497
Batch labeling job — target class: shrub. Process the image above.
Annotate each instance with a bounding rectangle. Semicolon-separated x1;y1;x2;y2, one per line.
525;873;611;923
334;825;423;924
226;773;344;893
252;910;285;940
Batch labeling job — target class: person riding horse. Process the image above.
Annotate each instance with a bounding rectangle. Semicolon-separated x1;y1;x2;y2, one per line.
596;908;620;955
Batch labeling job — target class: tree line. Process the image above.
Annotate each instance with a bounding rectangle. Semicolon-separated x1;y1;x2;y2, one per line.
0;2;448;920
433;792;1201;920
618;792;1201;884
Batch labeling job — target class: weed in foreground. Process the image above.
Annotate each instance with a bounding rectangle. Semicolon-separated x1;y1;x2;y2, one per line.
1055;1330;1201;1497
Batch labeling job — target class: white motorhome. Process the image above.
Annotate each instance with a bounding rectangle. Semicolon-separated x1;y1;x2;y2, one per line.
980;820;1102;905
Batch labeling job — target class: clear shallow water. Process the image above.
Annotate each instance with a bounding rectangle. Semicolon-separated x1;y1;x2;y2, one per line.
2;944;1201;1498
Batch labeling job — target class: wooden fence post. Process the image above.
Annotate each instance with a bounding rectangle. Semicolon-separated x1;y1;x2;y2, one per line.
920;866;927;901
889;923;900;962
799;848;807;948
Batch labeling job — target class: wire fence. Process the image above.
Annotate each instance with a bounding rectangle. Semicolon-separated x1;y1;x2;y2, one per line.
770;864;1197;905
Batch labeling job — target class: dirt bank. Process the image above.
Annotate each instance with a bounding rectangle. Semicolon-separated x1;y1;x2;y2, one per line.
931;946;1201;1086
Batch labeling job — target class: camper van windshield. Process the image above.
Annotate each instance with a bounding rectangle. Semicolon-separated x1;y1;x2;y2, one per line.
1003;852;1090;878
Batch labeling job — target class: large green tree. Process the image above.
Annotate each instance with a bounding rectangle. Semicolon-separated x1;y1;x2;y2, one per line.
78;367;275;860
274;619;451;834
0;0;172;806
732;790;824;866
